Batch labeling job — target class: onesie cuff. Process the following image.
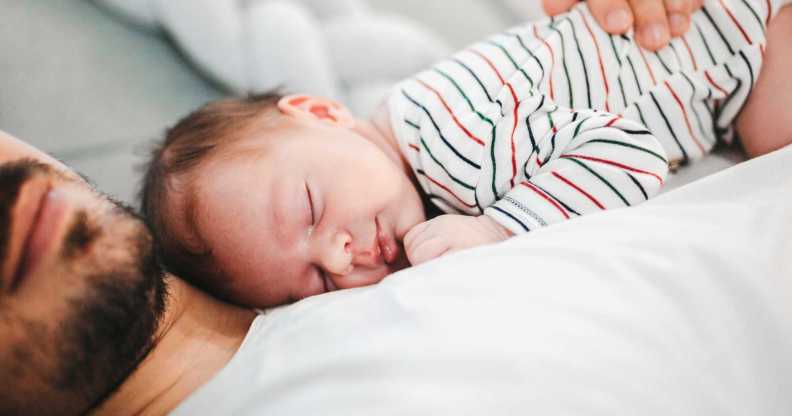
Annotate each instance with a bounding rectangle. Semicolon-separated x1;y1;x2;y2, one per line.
484;204;542;235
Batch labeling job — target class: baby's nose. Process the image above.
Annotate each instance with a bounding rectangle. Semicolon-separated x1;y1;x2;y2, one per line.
317;231;353;275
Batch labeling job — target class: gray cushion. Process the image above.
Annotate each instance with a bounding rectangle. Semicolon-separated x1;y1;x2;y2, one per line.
0;0;220;203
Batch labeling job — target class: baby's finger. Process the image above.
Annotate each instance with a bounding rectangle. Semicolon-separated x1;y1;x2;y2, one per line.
403;221;430;254
588;0;634;34
628;0;671;51
404;222;442;265
665;0;693;37
406;236;450;266
542;0;578;16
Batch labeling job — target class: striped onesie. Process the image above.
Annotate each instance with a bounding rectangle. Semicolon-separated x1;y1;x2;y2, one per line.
388;0;789;234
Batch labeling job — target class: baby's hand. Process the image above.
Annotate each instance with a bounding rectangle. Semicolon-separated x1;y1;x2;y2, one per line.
404;215;514;266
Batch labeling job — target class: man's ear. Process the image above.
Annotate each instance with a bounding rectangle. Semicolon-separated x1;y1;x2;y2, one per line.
277;94;355;128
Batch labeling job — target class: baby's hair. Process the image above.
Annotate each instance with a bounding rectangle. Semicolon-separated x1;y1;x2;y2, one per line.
138;92;283;296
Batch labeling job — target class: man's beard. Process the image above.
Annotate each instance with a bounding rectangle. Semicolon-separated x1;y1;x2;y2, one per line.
0;160;167;413
54;203;167;410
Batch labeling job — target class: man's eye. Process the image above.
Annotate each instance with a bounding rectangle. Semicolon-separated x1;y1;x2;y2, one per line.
306;182;315;225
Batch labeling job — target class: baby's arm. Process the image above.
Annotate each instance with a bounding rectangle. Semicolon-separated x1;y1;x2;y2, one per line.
405;101;669;265
485;106;669;236
736;5;792;158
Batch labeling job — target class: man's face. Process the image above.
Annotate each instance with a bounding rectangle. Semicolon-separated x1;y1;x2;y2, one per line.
0;159;166;415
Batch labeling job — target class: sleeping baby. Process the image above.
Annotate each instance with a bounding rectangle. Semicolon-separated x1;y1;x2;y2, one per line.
141;0;791;307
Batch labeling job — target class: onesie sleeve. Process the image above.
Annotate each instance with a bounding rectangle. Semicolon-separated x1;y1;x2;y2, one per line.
484;98;669;234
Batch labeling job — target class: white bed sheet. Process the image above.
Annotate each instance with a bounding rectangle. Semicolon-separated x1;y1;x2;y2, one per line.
174;146;790;415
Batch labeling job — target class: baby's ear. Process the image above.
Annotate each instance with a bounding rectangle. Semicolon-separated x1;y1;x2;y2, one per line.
277;94;355;128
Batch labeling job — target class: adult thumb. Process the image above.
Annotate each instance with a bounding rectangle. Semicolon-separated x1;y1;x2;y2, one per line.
542;0;578;16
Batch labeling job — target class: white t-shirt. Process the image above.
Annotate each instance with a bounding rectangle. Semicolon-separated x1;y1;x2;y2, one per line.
173;145;792;415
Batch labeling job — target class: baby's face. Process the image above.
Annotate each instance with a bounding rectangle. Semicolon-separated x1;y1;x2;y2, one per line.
190;120;425;307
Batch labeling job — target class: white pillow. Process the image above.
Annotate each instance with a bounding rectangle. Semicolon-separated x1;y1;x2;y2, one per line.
174;145;792;415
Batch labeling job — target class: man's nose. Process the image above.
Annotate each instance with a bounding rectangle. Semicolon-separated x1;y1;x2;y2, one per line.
315;231;353;276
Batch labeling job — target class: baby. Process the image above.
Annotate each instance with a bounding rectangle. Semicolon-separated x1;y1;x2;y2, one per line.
141;0;791;308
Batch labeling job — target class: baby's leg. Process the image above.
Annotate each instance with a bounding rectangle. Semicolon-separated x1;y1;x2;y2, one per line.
736;6;792;157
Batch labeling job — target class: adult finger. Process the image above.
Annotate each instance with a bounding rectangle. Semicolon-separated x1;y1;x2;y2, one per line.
588;0;635;34
628;0;671;51
542;0;578;16
665;0;693;37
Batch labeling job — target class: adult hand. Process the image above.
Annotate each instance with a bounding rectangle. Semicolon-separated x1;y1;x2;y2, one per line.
542;0;704;51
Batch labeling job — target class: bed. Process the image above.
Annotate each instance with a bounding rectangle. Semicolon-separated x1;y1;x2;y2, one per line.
173;143;792;414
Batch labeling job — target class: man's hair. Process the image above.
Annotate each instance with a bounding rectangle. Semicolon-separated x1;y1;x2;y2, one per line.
139;92;283;296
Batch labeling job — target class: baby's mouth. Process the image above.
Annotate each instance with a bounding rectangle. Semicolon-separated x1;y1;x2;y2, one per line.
375;217;399;264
